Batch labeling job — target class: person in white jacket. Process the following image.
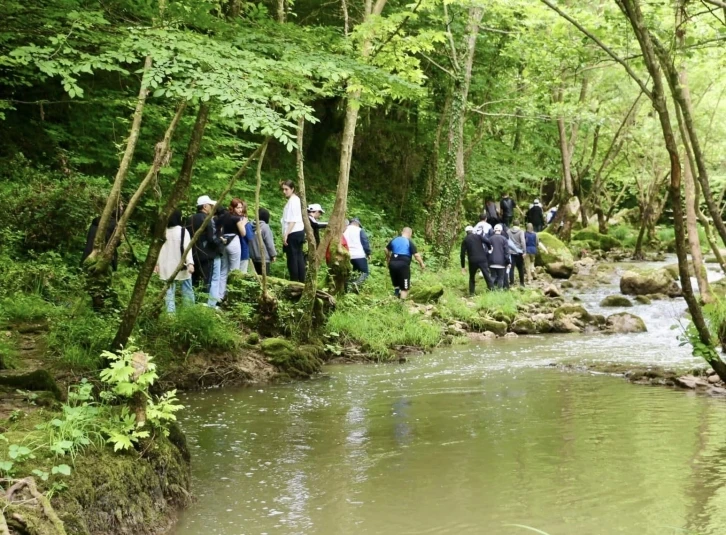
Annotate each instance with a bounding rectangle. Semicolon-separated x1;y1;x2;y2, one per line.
156;209;195;313
280;180;306;282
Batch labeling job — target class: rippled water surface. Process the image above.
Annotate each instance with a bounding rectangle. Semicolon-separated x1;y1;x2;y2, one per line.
174;259;726;535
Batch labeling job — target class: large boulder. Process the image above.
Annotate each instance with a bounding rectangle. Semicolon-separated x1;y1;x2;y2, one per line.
409;284;444;304
510;317;537;334
619;269;681;297
477;318;508;337
606;312;647;333
260;337;323;378
600;295;633;307
536;233;574;279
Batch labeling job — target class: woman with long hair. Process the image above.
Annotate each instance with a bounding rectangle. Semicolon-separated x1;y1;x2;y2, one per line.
218;198;252;299
155;209;195;313
280;180;305;282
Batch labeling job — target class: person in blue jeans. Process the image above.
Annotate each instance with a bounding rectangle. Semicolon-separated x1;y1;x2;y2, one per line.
343;217;371;292
156;209;195;313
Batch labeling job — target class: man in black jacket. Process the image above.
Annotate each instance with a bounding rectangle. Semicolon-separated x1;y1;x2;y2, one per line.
461;226;493;295
489;224;511;289
186;195;218;291
500;193;516;226
526;199;545;232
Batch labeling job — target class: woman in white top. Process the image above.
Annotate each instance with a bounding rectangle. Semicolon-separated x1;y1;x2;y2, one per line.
280;180;306;282
155;209;195;313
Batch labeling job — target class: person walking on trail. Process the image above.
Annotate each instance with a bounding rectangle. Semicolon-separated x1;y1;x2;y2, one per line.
386;227;425;299
461;225;494;295
218;198;251;300
280;180;306;282
250;207;277;276
508;220;527;287
488;224;510;289
500;193;516;227
186;195;217;293
307;203;328;248
524;222;546;283
485;199;499;225
473;212;492;238
343;217;372;292
156;209;195;313
526;199;545;232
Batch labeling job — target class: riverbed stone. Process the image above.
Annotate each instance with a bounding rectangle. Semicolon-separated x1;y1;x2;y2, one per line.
600;295;633;307
409;284;444;304
634;295;652;305
468;331;496;342
260;337;322;378
543;284;561;298
675;374;710;389
605;312;647;333
536;233;574;279
553;304;593;323
504;332;519;339
511;317;537;335
477;318;507;337
553;317;582;333
619;269;681;297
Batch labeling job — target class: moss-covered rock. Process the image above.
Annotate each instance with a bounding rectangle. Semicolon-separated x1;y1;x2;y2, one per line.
606;312;647;333
553;305;592;323
510;317;536;335
260;337;322;379
536;233;575;279
620;269;681;297
477;318;507;337
409;284;444;304
634;295;652;305
53;432;191;535
600;295;633;307
0;370;62;400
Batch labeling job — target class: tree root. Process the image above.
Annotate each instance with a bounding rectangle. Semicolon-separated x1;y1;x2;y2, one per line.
0;477;67;535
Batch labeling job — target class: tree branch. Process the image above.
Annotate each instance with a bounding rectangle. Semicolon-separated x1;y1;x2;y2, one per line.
538;0;653;100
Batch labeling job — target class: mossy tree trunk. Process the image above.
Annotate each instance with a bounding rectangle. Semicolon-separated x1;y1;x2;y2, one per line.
111;104;210;350
433;5;483;263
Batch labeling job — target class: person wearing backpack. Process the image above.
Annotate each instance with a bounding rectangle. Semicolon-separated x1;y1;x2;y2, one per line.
186;195;218;293
156;209;195;313
507;220;527;287
249;207;277;276
525;223;547;283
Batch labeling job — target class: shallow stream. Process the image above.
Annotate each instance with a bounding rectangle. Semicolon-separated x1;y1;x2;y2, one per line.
173;258;726;535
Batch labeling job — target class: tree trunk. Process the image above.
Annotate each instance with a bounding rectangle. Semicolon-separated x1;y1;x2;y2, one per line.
433;5;484;262
294;118;324;342
424;95;450;242
318;0;388;263
596;207;607;234
254;140;271;296
633;203;649;260
616;0;726;380
111;104;210;350
684;154;712;302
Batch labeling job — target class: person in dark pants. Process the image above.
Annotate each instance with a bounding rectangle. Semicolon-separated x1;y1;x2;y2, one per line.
507;221;527;287
307;203;328;247
186;195;218;292
488;224;510;289
526;199;545;232
386;227;425;299
485;199;499;225
500;193;516;226
280;180;306;282
343;217;371;292
460;225;493;295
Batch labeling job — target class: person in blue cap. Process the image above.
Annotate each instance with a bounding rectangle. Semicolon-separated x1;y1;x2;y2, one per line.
385;227;425;299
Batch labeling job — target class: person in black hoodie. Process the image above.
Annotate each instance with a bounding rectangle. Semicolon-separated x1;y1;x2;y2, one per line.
488;224;511;289
500;193;516;226
460;226;493;295
526;199;545;232
186;195;218;292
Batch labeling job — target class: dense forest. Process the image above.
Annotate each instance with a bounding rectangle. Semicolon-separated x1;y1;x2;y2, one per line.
1;0;726;533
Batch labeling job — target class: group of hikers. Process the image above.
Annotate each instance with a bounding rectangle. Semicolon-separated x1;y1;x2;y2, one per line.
151;181;425;311
460;195;548;296
83;184;546;312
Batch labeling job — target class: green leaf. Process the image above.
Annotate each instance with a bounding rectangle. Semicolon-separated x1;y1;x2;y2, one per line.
52;464;72;476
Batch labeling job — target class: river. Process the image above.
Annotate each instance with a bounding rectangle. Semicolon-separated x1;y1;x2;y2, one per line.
173;259;726;535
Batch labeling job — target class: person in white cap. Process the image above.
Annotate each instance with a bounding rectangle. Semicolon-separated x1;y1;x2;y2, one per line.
460;225;493;295
526;198;545;232
307;203;328;247
488;224;511;289
186;194;218;293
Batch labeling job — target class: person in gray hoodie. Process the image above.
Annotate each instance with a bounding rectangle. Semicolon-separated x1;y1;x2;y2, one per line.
507;220;527;287
249;207;277;275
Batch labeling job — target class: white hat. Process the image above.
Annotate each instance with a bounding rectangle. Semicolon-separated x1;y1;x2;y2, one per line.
494;224;503;233
196;195;216;206
307;203;325;213
533;199;541;206
465;225;474;233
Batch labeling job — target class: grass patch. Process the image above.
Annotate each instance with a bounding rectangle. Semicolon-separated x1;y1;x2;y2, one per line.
0;294;55;326
475;289;541;317
46;303;115;371
141;304;242;361
327;299;441;358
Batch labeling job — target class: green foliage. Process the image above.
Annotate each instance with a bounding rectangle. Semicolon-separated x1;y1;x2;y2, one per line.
46;303;115;370
0;294;54;325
